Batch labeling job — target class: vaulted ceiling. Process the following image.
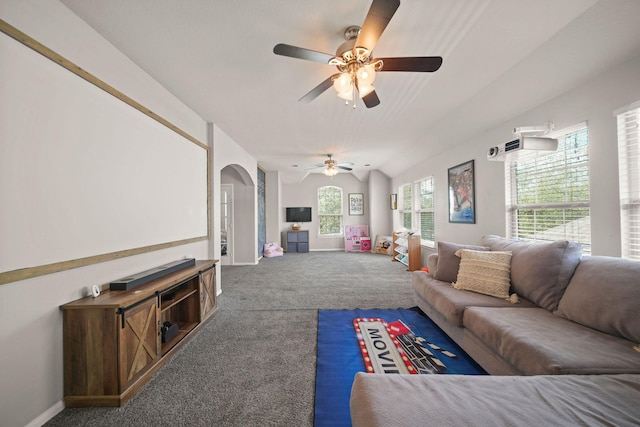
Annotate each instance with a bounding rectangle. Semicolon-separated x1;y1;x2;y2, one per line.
60;0;640;183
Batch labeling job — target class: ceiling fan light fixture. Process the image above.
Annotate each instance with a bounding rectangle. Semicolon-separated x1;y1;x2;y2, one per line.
334;59;379;103
357;81;375;97
356;63;376;85
333;72;352;91
337;88;354;101
323;166;339;176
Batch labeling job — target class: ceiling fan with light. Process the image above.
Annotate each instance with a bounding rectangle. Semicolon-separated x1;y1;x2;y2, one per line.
273;0;443;108
307;154;354;176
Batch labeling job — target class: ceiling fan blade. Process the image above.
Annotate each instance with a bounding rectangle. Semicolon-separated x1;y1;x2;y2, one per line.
378;56;443;72
299;74;340;103
362;90;381;108
338;165;353;171
355;0;400;52
273;43;335;64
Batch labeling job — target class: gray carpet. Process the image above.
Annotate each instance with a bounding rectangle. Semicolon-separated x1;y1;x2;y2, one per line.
46;251;415;426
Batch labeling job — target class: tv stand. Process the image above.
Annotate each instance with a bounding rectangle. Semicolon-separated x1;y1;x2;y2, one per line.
60;259;217;407
283;230;309;253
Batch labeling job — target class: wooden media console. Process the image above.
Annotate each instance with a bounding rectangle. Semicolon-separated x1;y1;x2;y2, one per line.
60;259;217;407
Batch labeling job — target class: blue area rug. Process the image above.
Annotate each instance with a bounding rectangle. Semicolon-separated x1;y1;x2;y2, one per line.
314;307;486;427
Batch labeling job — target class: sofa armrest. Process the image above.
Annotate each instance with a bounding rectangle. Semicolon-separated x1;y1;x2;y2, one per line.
427;253;438;277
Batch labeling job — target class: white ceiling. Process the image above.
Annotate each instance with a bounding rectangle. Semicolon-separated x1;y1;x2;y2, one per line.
60;0;640;183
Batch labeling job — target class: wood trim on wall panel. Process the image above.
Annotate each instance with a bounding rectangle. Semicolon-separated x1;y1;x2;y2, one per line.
0;19;207;150
0;237;208;286
0;19;211;286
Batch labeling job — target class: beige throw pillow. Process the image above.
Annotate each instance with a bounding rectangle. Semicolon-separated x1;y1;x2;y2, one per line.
433;241;490;283
453;249;512;299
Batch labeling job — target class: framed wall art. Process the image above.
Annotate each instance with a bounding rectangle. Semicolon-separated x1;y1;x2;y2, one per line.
448;159;476;224
349;193;364;216
390;193;397;210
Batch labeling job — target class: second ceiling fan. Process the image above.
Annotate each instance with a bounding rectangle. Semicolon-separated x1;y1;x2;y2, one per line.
307;154;354;176
273;0;443;108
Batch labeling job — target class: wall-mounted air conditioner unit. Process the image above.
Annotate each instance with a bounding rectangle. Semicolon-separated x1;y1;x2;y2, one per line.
487;136;558;161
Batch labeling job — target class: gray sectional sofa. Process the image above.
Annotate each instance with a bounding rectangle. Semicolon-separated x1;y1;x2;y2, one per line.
416;234;640;375
350;235;640;426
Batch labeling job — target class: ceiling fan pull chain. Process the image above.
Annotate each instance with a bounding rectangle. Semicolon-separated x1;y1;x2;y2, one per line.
352;82;357;109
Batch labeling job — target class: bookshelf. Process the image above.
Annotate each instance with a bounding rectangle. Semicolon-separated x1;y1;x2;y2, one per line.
392;232;421;271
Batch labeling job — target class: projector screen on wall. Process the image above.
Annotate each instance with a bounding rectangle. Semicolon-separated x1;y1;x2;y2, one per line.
0;28;209;285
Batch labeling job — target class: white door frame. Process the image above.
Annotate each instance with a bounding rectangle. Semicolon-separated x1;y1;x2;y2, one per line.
221;184;233;265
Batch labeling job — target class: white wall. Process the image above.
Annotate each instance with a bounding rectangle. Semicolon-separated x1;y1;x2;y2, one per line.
392;50;640;256
367;170;393;245
282;173;373;250
0;1;211;426
210;123;258;274
221;166;255;264
265;171;282;244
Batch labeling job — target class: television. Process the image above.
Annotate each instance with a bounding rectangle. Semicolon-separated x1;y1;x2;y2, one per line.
286;207;312;223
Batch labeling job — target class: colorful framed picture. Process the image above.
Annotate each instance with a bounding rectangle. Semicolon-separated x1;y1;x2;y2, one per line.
349;193;364;216
448;159;475;224
390;193;397;210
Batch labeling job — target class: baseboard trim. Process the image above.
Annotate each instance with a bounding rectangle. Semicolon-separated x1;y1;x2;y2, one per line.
309;249;344;252
26;400;65;427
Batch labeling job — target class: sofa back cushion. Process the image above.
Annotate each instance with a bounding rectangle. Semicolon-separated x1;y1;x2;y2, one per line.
433;241;489;283
480;235;582;311
555;256;640;344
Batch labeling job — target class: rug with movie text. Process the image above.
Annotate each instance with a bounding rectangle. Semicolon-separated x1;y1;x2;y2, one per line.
314;307;486;427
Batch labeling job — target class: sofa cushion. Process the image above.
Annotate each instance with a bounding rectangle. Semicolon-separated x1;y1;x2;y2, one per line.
464;307;640;375
453;249;512;299
481;235;582;311
555;256;640;344
350;372;640;427
433;241;489;283
412;272;535;327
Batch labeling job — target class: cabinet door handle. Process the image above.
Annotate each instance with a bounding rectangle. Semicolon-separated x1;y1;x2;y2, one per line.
117;294;156;329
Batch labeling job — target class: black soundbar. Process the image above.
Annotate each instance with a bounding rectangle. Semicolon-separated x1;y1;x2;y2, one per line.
109;258;196;291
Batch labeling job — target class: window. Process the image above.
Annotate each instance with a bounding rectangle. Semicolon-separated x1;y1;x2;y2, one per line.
616;102;640;260
417;177;435;247
399;183;412;229
398;178;435;247
505;124;591;254
318;186;343;236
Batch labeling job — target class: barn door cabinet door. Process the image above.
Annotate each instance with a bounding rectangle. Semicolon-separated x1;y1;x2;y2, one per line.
118;298;159;392
199;265;216;319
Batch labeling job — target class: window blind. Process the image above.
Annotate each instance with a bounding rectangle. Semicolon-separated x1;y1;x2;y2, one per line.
617;103;640;260
400;183;412;229
417;177;435;245
506;125;591;254
318;185;343;235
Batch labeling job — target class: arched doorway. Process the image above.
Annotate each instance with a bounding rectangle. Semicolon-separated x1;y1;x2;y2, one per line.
220;164;256;265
